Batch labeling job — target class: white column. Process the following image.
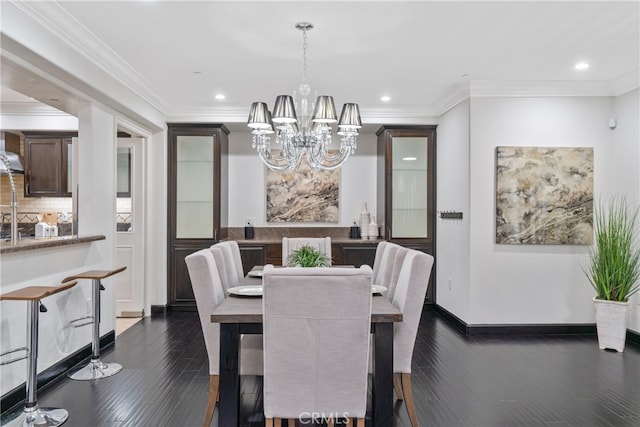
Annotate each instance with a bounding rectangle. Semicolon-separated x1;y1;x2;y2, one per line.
77;103;117;331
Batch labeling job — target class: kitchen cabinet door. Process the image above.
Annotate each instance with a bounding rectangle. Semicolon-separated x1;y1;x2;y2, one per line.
24;134;73;197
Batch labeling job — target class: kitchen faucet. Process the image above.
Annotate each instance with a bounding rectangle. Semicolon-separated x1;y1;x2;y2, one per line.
0;153;19;245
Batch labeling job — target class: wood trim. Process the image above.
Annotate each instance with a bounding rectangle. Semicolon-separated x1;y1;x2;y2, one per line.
432;305;640;347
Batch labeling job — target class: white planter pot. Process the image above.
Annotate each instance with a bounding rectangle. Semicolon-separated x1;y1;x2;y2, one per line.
593;297;629;352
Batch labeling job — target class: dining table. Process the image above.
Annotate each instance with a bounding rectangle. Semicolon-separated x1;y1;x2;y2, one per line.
210;267;403;427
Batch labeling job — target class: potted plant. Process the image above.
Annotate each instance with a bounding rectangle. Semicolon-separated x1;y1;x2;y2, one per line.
287;244;331;267
584;197;640;352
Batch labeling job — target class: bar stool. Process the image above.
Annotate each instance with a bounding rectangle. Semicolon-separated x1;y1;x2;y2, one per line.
62;266;126;380
0;281;78;427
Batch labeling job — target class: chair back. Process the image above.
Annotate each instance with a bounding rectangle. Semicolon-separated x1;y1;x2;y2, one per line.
392;250;434;374
386;246;410;300
262;265;372;419
371;241;389;283
375;244;399;287
282;237;332;266
185;249;225;375
211;241;244;291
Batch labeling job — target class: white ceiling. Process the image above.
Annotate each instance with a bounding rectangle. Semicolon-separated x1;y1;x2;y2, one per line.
1;0;639;126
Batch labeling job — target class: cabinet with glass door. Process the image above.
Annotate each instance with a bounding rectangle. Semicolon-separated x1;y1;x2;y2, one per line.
167;124;228;309
377;125;436;303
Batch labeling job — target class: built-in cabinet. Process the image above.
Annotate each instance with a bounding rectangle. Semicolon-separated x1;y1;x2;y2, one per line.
23;132;75;197
377;125;437;303
167;124;228;310
236;240;378;273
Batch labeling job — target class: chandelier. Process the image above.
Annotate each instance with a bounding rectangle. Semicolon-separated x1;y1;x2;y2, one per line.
247;22;362;171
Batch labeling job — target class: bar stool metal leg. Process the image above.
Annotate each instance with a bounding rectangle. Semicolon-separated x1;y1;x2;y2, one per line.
67;278;122;380
3;300;68;427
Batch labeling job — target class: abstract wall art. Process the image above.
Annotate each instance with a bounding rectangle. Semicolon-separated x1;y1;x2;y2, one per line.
266;155;339;223
495;146;593;244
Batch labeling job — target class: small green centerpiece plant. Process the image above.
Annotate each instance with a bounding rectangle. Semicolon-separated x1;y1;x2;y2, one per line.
287;244;331;267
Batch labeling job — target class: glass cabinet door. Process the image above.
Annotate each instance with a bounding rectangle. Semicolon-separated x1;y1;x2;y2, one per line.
175;135;215;239
391;136;429;238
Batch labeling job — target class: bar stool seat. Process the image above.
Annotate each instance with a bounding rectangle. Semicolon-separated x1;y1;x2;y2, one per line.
0;281;78;427
62;266;126;381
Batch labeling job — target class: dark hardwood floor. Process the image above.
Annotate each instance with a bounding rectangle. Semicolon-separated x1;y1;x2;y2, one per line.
6;307;640;427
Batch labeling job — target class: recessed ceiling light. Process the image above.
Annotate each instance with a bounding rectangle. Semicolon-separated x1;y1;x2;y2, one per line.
402;156;417;161
574;62;590;70
215;94;225;100
380;95;391;102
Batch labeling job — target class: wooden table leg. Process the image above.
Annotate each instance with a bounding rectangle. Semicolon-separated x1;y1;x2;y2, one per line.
372;322;394;427
218;323;240;427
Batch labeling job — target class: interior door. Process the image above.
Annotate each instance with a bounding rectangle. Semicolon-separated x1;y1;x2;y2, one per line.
115;137;145;317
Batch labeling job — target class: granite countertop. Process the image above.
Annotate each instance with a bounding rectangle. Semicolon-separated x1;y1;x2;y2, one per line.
0;235;106;254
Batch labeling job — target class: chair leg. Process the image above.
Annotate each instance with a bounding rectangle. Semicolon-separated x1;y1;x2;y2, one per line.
356;418;365;427
328;418;334;427
203;375;219;427
344;418;352;426
393;372;404;400
401;373;419;427
265;418;274;427
275;419;282;427
288;418;297;426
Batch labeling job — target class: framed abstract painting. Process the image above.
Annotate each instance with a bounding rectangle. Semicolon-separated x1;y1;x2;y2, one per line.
495;146;593;244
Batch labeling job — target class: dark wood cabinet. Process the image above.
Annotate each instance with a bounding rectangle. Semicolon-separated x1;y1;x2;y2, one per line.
236;240;379;270
377;126;437;303
338;243;377;268
167;124;229;310
238;244;268;275
24;133;74;197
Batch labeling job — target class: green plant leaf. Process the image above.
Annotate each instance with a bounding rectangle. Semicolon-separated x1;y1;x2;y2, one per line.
287;244;331;267
584;196;640;302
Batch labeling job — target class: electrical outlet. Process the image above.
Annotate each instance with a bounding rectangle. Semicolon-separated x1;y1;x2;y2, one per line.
245;217;255;226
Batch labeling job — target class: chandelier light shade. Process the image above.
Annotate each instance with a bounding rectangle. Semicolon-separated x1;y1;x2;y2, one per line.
247;22;362;171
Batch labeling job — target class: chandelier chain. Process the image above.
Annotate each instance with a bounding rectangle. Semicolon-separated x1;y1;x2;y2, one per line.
302;28;308;84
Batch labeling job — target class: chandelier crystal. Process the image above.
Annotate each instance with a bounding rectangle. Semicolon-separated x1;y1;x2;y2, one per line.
247;22;362;171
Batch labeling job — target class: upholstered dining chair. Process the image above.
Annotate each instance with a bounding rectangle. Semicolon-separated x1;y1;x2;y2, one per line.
262;265;372;427
371;241;390;283
281;237;332;266
210;241;244;292
385;246;410;300
390;249;434;427
185;249;263;427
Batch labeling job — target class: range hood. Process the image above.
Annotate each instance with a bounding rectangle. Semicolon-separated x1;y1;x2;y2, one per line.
0;131;25;174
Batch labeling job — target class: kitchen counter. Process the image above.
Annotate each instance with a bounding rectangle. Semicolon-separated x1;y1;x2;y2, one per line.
0;235;105;254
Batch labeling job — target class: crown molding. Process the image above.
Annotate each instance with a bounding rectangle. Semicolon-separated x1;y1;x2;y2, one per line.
166;105;440;126
469;80;622;97
611;70;640;96
11;1;168;115
0;101;73;117
434;82;470;116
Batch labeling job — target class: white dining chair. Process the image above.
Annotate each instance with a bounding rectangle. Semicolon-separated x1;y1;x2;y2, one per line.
391;249;434;427
210;241;244;291
281;237;332;266
262;264;372;426
185;249;263;427
371;241;389;283
385;246;410;300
